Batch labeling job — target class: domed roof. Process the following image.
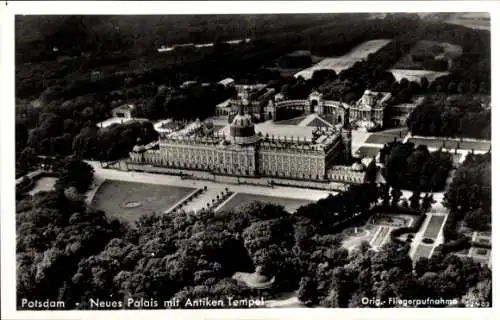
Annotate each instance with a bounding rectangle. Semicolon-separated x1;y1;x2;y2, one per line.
231;107;254;128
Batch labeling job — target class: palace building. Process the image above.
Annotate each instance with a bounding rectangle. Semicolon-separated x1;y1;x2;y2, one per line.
129;107;353;181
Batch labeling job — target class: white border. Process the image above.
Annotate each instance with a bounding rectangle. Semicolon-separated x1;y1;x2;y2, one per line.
1;1;499;320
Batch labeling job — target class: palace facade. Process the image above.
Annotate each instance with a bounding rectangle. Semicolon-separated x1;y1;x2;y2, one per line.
267;89;417;130
129;107;352;181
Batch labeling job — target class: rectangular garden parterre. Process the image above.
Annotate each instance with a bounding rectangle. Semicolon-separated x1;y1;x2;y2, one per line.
91;180;196;223
217;192;312;213
422;215;446;239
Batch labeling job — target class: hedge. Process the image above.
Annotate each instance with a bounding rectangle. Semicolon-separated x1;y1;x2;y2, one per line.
390;212;427;244
433;235;471;255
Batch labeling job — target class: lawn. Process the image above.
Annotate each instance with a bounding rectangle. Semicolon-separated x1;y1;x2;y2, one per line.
354;146;381;158
28;177;57;196
365;134;402;145
445;13;490;31
422;215;446;239
294;39;391;79
217;192;311;213
393;40;463;70
91;180;195;223
389;69;450;84
444;140;491;152
371;226;392;247
413;244;433;261
407;137;445;149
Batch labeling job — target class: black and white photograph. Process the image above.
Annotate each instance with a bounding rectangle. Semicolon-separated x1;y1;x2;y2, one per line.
1;1;497;319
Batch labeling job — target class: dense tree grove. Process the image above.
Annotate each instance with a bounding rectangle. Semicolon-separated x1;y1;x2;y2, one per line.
53;157;95;193
443;153;491;232
407;94;491;140
380;142;453;192
16;180;490;309
135;83;236;121
16;108;159;175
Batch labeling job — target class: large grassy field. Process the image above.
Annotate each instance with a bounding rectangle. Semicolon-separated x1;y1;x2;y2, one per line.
294;39;391;79
218;192;311;213
392;40;463;70
445;13;490;31
91;180;195;223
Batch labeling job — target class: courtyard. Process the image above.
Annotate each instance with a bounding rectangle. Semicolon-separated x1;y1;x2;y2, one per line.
91;180;195;223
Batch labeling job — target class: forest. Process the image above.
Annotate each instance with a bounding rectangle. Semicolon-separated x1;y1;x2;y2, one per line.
443;153;491;235
16;159;491;309
406;94;491;140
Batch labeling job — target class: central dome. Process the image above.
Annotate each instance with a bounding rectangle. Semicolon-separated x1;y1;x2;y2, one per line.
230;107;259;145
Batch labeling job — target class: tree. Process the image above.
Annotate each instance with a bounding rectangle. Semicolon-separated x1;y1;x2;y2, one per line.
19;147;38;169
54;157;94;193
390;188;402;207
410;191;421;210
414;257;429;277
464;208;490;231
298;276;318;306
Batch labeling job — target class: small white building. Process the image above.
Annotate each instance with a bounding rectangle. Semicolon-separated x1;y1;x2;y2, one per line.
112;104;136;118
218;78;235;87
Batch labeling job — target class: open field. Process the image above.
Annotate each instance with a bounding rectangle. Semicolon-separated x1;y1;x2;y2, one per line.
445;13;490;31
389;69;449;84
294;39;391;79
217;192;311;213
354;146;381;158
393;40;462;70
91;180;195;223
28;177;57;196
